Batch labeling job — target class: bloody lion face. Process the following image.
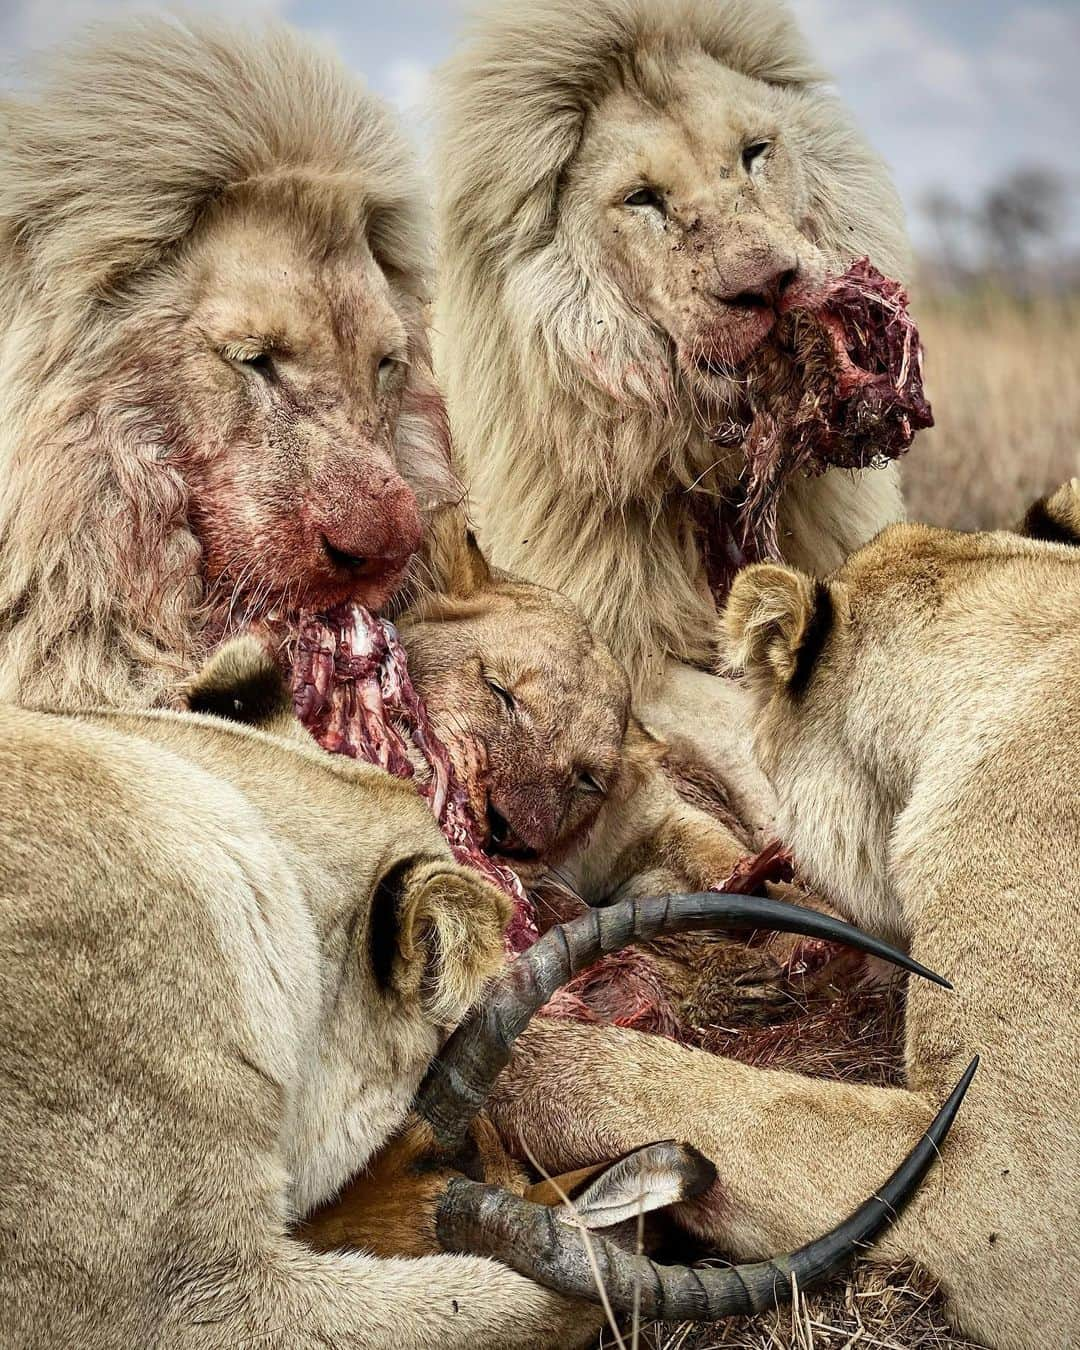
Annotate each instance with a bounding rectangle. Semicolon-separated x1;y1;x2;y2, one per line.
146;193;449;627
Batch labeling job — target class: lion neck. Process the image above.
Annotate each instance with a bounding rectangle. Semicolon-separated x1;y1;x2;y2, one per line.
448;306;902;700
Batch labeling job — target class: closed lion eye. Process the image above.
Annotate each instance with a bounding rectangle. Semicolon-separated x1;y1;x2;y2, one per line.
484;674;515;714
576;770;606;796
241;351;274;375
623;186;665;213
377;351;408;389
220;342;276;379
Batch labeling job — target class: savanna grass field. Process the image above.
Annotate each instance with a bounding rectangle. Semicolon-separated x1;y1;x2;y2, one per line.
906;289;1080;532
620;282;1080;1350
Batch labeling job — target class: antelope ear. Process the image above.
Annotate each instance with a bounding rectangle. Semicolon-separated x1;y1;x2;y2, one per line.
556;1142;717;1230
723;564;832;693
183;636;292;728
1018;479;1080;546
376;859;510;1027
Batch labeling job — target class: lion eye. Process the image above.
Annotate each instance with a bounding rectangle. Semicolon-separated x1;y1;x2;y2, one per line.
377;352;406;386
623;186;664;212
742;141;771;172
223;345;275;377
576;771;606;796
484;675;515;713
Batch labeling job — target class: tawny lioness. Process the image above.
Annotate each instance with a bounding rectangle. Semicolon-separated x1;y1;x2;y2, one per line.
483;494;1080;1349
402;512;857;1025
0;639;596;1349
0;638;959;1347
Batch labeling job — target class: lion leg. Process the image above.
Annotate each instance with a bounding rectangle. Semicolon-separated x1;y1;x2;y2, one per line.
488;1020;953;1278
167;1242;602;1350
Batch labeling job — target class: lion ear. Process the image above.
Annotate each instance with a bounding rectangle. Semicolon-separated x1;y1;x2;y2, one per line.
723;564;833;693
443;527;494;598
183;636;292;729
425;506;494;598
370;859;509;1027
1017;479;1080;547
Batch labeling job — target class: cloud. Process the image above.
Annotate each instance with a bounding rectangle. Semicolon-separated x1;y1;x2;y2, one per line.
383;57;433;115
789;0;983;112
787;0;1078;246
3;0;288;55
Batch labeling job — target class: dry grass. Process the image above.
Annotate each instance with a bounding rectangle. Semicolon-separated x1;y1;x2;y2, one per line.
903;288;1080;531
631;1264;985;1350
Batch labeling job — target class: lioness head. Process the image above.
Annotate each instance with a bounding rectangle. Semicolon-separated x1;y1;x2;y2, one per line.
401;534;630;874
723;489;1080;937
182;633;512;1037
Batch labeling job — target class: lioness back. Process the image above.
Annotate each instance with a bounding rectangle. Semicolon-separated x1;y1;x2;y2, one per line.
0;705;316;1341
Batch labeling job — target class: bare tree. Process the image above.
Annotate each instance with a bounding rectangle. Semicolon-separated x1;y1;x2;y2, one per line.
979;167;1067;277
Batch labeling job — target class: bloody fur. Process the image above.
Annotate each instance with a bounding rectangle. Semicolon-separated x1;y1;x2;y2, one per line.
284;604;839;1038
696;259;934;603
283;261;930;1037
289;604;539;953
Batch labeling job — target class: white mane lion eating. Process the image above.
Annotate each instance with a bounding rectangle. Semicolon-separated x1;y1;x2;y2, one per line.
434;0;928;816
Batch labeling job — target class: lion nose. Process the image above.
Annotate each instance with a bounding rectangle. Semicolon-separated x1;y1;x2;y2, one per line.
485;791;559;861
314;472;424;583
713;263;798;311
319;533;413;580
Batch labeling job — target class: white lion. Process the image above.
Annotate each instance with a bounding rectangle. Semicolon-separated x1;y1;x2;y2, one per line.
434;0;912;815
0;16;453;710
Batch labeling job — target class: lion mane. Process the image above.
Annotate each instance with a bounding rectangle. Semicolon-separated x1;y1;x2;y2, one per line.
0;17;449;710
435;0;911;696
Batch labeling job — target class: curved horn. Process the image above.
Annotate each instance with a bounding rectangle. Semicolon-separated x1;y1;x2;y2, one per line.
436;1056;978;1320
416;892;950;1153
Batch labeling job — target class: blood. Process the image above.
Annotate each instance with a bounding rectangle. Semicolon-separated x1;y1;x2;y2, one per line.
290;604;539;954
286;608;844;1037
270;263;927;1044
697;259;934;604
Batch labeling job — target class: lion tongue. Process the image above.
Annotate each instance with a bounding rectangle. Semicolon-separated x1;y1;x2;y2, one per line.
290;604;538;954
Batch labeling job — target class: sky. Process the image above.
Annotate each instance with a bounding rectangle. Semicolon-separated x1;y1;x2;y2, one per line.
2;0;1077;250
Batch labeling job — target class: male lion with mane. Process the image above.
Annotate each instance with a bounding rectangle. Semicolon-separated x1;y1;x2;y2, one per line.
0;16;453;711
436;0;914;808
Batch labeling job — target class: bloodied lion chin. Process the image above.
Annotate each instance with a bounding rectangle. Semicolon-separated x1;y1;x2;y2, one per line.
681;310;779;382
194;478;425;625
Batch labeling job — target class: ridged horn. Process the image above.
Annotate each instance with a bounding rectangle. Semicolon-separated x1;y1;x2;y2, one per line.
436;1056;978;1319
415;891;950;1153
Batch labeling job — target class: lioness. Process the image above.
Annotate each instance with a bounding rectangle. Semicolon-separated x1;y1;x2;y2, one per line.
484;494;1080;1349
0;640;597;1349
402;516;849;1023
